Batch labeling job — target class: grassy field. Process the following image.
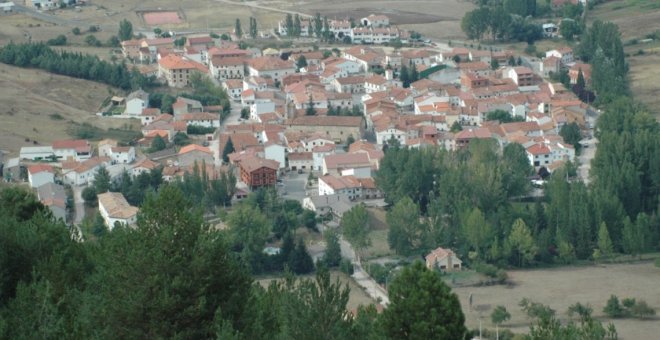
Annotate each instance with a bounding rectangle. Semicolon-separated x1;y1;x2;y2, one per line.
454;262;660;339
0;63;140;156
256;270;376;311
589;0;660;115
363;207;396;259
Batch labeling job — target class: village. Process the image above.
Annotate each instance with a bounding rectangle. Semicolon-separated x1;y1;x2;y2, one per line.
0;9;598;307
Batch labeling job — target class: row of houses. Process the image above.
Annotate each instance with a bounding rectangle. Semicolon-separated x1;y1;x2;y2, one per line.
277;14;403;44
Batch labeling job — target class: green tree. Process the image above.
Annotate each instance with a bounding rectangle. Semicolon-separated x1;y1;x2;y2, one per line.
84;185;252;338
461;7;490;41
340;204;370;262
47;35;67;46
305;94;317;116
597;222;614;258
461;207;493;259
72;27;80;35
222;137;235;163
622;217;642;258
492;305;511;325
249;17;258;39
289;238;314;274
234;18;242;38
285;14;294;37
106;35;120;47
485;109;524;123
173;132;190;146
409;63;419;83
559;122;582;153
149;134;167;152
344;134;355;151
576;68;586;89
323;229;342;267
228;204;270;271
603;295;627;318
450;121;463;132
387;196;425;256
490;58;500;70
118;19;133;41
399;64;410;87
506;218;537;267
93;166;111;194
382;261;467;339
296;55;308;69
82;186;97;207
84;35;101;47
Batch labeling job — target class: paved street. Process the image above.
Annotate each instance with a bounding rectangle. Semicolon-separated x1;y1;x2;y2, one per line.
279;171;308;201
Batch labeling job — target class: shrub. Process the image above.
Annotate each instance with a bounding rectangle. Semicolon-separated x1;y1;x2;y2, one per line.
49;113;64;120
339;259;354;275
72;27;81;35
603;295;628;318
47;35;67;46
630;300;656;319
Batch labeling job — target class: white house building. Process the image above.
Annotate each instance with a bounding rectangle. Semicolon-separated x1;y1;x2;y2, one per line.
52;139;92;162
98;192;138;230
27;164;54;188
264;143;286;170
124;90;149;116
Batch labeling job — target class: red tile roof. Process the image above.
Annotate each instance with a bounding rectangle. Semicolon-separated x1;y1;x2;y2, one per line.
178;144;212;155
28;164;54;174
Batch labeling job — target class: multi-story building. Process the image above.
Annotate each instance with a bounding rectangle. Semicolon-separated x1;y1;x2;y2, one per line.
158;55;209;88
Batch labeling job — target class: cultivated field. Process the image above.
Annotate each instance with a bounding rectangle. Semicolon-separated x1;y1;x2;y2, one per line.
454;262;660;339
0;63;139;156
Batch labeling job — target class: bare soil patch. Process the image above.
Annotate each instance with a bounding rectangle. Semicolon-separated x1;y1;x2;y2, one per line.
140;10;184;26
453;262;660;339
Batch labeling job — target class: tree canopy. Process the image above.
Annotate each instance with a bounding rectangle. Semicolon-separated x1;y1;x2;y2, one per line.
382;261;467;339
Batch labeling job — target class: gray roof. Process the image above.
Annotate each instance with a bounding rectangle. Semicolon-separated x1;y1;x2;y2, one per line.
127;89;149;102
36;183;66;204
5;157;20;168
147;147;177;161
306;194;353;216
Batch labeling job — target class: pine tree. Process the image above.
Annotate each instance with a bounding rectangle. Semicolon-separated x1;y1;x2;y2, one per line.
234;19;242;38
576;68;586;90
400;64;410;87
222;137;235;163
597;222;614;258
323;229;342;267
284;14;294;37
382;262;466;339
409;63;419;83
293;14;301;37
118;19;133;41
290;239;314;274
305;94;316;116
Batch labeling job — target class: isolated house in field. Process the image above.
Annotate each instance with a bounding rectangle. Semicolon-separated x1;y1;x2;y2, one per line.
425;247;462;272
124;90;150;116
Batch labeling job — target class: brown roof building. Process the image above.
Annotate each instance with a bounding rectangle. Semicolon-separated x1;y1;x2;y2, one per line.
239;156;279;190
